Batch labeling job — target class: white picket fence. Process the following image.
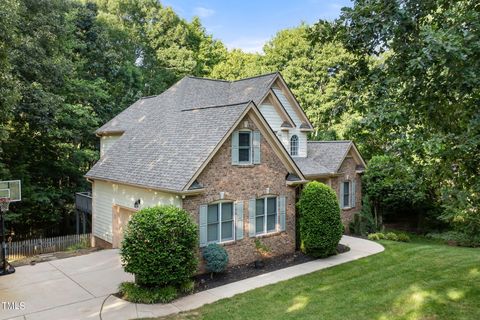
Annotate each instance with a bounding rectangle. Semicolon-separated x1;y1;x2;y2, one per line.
7;233;91;261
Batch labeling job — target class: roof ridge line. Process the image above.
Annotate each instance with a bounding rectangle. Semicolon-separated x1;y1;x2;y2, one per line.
180;100;252;112
186;75;230;83
231;72;279;83
307;140;352;143
186;72;279;84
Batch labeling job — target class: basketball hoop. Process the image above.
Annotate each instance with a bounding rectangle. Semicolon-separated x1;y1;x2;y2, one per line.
0;198;9;214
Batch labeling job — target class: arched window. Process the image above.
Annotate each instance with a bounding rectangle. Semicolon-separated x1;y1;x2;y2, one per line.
290;135;299;156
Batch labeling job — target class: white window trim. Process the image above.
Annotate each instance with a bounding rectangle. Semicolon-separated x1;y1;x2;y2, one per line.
238;129;253;165
207;201;236;244
290;134;299;156
342;180;352;209
255;196;278;236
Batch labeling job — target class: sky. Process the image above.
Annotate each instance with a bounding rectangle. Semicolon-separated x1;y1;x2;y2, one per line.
162;0;352;53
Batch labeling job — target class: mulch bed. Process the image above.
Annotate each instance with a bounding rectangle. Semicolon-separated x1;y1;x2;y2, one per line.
193;243;350;293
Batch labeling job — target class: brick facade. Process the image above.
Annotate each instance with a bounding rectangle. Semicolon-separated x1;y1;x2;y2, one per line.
327;151;362;232
183;112;297;268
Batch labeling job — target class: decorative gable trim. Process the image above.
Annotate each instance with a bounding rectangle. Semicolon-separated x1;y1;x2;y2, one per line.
334;142;367;173
182;101;306;191
274;74;314;131
258;89;295;129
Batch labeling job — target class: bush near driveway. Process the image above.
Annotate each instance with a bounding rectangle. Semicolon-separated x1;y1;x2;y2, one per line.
120;205;198;288
297;181;343;257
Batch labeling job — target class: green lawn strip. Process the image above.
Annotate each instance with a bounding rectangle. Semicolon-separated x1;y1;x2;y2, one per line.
148;240;479;320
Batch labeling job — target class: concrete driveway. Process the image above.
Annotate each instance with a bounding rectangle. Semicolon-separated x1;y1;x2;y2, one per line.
0;249;134;320
1;236;384;320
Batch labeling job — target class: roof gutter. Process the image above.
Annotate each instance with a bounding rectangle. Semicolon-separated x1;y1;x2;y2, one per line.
84;176;205;196
304;172;341;179
286;179;309;186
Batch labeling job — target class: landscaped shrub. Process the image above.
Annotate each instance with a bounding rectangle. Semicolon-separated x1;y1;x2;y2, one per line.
297;181;343;258
179;280;195;294
121;205;198;288
202;243;229;274
368;232;410;242
426;231;480;247
385;232;399;241
367;232;386;240
348;196;378;236
118;282;177;304
395;233;411;242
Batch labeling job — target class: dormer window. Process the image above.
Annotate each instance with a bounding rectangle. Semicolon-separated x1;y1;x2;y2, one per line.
238;131;252;163
290;135;299;156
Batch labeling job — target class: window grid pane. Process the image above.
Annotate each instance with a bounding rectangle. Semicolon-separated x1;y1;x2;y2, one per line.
222;203;233;221
238;148;250;162
343;182;350;207
207;204;218;223
239;132;251;147
256;199;265;217
256;216;264;233
207;224;218;242
267;214;276;231
221;221;233;241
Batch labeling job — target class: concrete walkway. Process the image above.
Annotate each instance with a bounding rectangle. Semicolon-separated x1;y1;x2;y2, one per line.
1;236;383;320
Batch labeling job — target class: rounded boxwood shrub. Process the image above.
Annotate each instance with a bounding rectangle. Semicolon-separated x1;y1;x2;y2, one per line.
202;243;229;273
297;181;343;258
121;205;198;287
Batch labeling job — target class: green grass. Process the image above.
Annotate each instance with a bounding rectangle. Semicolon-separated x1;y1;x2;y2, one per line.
152;237;480;320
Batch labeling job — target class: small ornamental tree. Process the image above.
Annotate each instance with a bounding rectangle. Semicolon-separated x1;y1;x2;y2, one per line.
121;205;198;287
298;181;343;257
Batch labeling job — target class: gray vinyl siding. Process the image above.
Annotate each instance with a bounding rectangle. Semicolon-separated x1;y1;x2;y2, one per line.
259;103;283;131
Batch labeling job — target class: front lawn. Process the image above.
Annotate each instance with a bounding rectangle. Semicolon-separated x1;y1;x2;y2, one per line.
152;237;480;320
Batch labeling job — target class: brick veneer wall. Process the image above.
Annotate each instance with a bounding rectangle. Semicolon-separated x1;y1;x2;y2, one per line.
329;153;362;232
183;113;297;268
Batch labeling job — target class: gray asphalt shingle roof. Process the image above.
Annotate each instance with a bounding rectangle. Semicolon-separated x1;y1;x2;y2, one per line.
294;141;352;176
87;73;278;191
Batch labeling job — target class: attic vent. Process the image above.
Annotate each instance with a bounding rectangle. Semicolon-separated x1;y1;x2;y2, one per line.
189;180;204;190
243;120;249;128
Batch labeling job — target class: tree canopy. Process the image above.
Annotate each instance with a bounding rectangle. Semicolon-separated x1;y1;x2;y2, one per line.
1;0;477;240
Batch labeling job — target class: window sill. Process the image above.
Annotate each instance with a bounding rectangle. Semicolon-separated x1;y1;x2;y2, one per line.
254;231;285;239
233;164;255;168
203;239;237;248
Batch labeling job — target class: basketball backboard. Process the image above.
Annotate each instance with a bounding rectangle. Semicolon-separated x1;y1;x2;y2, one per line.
0;180;21;202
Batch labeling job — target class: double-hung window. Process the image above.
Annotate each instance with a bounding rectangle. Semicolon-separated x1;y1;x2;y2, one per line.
342;181;351;208
207;202;234;243
238;131;251;163
255;197;277;235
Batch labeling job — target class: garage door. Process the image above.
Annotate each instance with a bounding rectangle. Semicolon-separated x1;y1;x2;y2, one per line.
112;205;136;248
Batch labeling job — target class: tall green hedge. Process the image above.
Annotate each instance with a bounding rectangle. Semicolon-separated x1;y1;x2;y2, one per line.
120;205;198;287
298;181;343;257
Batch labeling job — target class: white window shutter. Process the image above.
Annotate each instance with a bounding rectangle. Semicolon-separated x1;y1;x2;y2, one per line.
235;201;244;240
199;205;208;247
351;180;356;208
249;198;256;237
232;131;239;165
279;196;286;231
253;131;261;164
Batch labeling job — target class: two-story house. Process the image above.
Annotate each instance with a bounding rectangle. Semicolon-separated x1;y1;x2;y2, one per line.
85;72;366;266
